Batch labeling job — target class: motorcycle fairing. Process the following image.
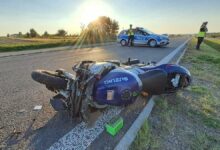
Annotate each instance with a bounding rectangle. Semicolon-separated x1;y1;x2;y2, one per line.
164;64;191;78
94;68;142;106
140;64;191;77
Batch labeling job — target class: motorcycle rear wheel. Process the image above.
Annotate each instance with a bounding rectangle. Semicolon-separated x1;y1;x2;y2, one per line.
31;70;67;90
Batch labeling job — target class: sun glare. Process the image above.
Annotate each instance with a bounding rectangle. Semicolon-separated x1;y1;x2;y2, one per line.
81;7;101;25
79;1;111;25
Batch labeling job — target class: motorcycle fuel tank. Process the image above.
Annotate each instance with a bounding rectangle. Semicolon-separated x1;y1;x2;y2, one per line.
94;68;142;106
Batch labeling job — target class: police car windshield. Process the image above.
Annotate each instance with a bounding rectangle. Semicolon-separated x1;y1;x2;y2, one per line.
142;29;154;34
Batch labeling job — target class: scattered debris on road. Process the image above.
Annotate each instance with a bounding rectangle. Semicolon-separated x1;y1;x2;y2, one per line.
17;109;26;113
33;105;42;111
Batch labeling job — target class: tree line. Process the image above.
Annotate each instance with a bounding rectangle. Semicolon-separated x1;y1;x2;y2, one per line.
7;16;120;42
7;29;71;38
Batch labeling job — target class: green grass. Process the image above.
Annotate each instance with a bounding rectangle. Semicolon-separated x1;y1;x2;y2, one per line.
191;85;209;95
130;97;173;150
130;122;161;150
187;92;220;129
130;121;151;150
204;38;220;52
181;38;220;129
184;38;220;85
191;132;220;150
196;55;220;64
185;38;220;64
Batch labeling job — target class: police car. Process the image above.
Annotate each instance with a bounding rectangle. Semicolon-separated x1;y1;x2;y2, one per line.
117;27;169;47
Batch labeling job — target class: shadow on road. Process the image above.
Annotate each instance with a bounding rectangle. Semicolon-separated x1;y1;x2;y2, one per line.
29;111;80;150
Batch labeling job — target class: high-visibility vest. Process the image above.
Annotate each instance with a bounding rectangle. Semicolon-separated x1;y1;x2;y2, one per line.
197;31;205;37
128;29;134;36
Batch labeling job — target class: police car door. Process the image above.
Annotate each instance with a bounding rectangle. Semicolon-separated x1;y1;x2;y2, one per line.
134;30;147;45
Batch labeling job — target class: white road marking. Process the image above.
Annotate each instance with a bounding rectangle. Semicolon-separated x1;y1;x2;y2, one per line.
176;47;187;64
157;39;190;65
49;107;122;150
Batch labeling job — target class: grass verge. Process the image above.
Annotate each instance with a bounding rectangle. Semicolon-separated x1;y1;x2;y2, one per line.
0;37;115;52
130;38;220;149
204;38;220;52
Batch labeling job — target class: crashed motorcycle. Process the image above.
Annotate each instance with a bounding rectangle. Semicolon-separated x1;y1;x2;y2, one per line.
31;58;191;121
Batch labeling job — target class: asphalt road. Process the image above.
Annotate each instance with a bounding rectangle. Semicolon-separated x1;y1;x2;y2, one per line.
0;37;188;149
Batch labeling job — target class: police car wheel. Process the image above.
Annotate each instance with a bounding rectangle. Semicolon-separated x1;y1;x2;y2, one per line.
120;40;127;46
149;40;157;47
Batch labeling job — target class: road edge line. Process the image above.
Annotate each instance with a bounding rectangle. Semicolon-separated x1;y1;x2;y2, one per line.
114;38;191;150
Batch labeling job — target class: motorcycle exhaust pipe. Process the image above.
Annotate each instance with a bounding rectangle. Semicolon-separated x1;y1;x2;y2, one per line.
50;94;67;111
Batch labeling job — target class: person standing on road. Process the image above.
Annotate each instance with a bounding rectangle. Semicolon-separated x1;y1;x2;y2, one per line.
128;24;134;47
196;22;208;50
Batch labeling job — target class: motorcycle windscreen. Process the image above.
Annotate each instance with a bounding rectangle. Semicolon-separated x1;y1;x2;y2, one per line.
138;69;167;95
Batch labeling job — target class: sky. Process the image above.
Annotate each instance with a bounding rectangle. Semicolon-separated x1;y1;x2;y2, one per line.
0;0;220;36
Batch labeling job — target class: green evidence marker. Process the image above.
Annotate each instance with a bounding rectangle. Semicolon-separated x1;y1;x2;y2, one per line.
105;116;124;136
